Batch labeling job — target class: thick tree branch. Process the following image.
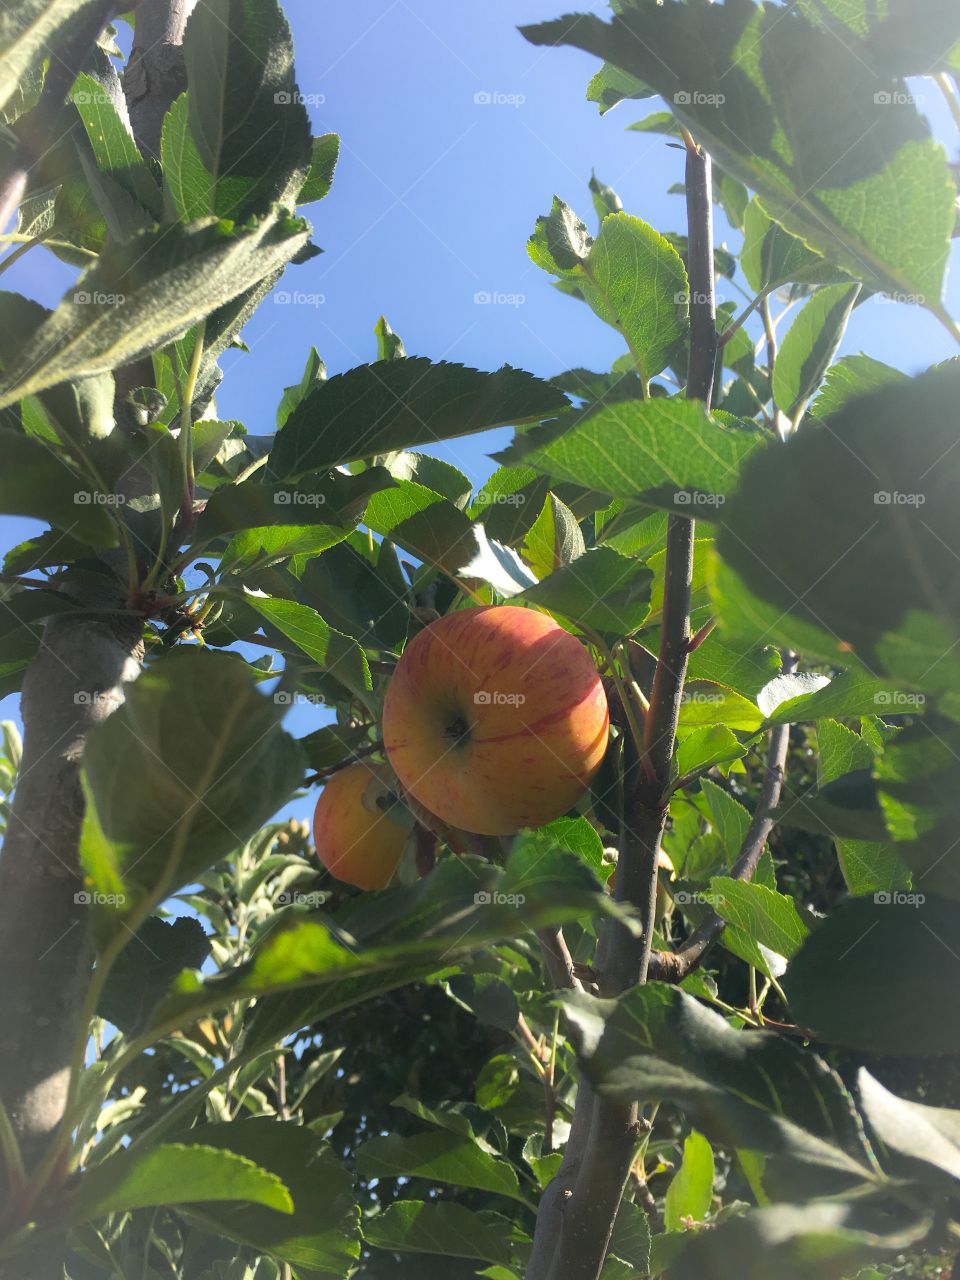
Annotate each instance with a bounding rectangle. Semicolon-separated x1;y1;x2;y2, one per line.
124;0;198;159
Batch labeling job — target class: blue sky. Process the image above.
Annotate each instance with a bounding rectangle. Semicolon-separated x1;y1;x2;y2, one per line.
3;0;960;818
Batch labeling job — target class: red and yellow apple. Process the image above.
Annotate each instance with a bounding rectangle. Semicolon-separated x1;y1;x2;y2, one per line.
382;605;609;835
312;761;408;890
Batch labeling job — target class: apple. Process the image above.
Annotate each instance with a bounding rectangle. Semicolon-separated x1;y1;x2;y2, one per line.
382;605;609;835
312;761;409;890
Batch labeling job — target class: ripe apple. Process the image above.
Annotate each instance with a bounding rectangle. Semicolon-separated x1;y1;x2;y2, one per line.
382;605;609;835
312;761;408;890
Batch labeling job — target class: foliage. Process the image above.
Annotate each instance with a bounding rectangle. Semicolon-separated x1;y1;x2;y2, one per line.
0;1;959;1279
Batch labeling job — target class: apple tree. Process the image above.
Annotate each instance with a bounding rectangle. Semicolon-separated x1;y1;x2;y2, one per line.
0;1;959;1279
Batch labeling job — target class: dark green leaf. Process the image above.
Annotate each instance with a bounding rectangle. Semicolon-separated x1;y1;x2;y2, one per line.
98;916;210;1035
519;546;652;636
268;359;569;479
772;285;862;424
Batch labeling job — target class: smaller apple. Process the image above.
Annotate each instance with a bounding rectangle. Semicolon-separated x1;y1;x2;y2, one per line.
312;761;409;890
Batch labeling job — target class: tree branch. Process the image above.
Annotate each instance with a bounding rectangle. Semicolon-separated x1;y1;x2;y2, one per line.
124;0;199;159
526;134;718;1280
648;652;798;983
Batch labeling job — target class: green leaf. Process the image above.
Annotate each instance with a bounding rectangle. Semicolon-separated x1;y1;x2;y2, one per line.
374;314;406;362
0;430;117;546
675;725;746;780
363;1201;526;1265
679;682;762;731
856;1067;960;1189
664;1130;714;1231
159;848;611;1046
196;471;389;542
66;1142;293;1221
518;546;653;636
276;347;326;429
709;878;810;959
180;0;311;219
666;1200;929;1280
356;1130;525;1203
560;985;876;1197
98;916;210;1035
717;363;960;667
241;594;372;696
740;198;851;295
79;649;304;938
299;133;340;204
268;359;568;480
363;480;476;575
70;73;162;219
772;285;862;424
521;492;585;578
470;467;549;545
809;353;908;420
500;397;762;509
0;213;310;407
377;451;472;506
220;523;348;573
835;839;911;898
818;720;874;786
574;210;690;382
699;779;752;859
783;894;960;1055
171;1121;359;1275
521;3;956;310
0;0;98;114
